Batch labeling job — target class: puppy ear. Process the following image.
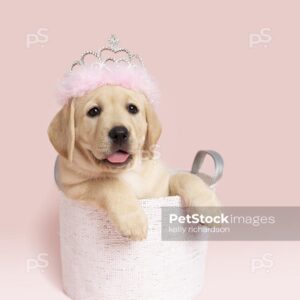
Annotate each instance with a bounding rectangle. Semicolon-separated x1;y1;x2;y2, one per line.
48;100;75;162
144;101;162;156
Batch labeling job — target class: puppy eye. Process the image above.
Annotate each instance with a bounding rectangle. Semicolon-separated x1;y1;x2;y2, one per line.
127;104;139;114
87;106;101;117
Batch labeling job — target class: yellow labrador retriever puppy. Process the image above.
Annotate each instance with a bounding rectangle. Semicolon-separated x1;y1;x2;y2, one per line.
48;85;218;240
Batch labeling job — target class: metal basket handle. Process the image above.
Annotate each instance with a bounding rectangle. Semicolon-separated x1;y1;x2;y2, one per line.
191;150;224;186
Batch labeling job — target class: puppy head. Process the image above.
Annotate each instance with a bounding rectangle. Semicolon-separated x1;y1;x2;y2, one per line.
48;85;161;174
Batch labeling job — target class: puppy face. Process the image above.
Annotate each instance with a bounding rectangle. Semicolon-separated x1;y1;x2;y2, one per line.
48;85;161;175
75;86;149;170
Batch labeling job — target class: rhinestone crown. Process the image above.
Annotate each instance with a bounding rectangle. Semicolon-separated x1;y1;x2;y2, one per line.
71;34;144;71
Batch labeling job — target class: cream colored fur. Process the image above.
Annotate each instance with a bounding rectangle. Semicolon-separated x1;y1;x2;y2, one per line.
48;85;218;240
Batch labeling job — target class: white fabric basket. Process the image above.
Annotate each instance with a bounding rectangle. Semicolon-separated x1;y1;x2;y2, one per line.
58;150;224;300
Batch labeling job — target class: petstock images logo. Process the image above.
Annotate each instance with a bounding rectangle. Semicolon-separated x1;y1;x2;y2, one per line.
161;207;300;241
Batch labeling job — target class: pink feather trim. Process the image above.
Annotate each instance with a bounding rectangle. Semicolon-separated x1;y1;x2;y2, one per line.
56;64;160;105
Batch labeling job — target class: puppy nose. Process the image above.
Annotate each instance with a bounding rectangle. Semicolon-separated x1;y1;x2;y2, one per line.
108;126;129;144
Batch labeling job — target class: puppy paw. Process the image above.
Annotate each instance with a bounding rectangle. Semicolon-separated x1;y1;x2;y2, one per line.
189;188;219;207
114;209;148;241
187;190;222;228
188;205;222;228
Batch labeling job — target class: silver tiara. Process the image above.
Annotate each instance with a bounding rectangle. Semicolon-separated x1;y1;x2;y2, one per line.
71;35;144;71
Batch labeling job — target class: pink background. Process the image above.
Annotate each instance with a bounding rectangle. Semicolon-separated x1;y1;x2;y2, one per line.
1;0;299;299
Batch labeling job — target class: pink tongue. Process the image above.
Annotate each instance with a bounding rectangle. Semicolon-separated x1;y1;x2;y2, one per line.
106;151;129;163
